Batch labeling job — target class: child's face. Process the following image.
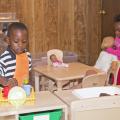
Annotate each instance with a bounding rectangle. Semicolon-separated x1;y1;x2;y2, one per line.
50;55;58;62
105;38;114;48
114;22;120;38
8;29;28;54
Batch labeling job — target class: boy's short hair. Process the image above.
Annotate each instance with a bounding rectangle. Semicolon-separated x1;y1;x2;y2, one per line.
101;36;114;50
114;14;120;22
7;22;28;37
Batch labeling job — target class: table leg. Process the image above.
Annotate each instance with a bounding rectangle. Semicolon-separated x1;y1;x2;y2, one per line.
40;76;47;90
34;72;40;92
41;77;55;91
64;106;68;120
57;81;62;91
15;114;19;120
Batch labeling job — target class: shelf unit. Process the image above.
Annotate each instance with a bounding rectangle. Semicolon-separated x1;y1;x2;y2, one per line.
0;91;68;120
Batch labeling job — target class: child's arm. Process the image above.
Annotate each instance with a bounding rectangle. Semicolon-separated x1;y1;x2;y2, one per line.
0;63;18;88
0;76;7;86
106;48;120;57
0;76;18;88
7;78;18;88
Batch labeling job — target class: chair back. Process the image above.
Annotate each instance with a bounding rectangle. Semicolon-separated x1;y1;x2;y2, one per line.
82;73;107;88
47;49;63;65
106;62;120;85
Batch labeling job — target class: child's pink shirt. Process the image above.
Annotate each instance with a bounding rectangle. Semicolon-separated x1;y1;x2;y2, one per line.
106;47;120;60
106;37;120;60
53;60;62;64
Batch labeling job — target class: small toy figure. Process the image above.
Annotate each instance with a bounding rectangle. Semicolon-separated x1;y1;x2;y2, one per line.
50;54;69;67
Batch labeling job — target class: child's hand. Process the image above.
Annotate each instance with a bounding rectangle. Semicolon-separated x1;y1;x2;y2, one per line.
23;79;29;85
7;78;18;88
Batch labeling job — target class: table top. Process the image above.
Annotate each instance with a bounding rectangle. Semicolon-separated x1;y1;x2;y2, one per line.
33;62;100;81
0;91;67;116
55;90;79;106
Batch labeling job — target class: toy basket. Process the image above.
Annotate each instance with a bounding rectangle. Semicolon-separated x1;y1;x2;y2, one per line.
19;109;62;120
0;87;35;106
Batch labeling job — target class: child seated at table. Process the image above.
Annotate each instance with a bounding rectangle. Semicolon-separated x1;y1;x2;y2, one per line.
50;54;69;67
0;22;32;88
86;37;119;85
94;36;118;73
83;37;117;78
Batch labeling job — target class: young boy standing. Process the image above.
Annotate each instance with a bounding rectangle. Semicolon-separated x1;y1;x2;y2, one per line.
0;22;32;88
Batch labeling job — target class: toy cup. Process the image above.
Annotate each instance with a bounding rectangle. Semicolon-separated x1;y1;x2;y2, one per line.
22;84;32;96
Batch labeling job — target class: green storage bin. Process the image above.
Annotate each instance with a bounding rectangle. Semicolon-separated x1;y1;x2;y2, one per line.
19;109;62;120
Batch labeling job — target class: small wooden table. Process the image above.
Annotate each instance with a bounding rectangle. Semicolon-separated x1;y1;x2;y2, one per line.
0;91;68;120
33;62;100;91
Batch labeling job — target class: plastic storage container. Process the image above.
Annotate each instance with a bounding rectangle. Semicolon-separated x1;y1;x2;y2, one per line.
19;109;62;120
72;86;120;99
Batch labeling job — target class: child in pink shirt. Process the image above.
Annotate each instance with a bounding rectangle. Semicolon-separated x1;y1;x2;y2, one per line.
106;14;120;85
114;14;120;50
106;14;120;60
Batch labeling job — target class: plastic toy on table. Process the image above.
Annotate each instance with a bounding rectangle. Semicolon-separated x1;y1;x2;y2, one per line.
0;86;35;106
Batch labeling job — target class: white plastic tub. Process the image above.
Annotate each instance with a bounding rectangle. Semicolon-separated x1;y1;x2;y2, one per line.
72;86;120;99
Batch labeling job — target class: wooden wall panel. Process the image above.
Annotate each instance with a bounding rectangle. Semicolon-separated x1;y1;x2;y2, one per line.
0;0;101;65
74;0;101;64
58;0;74;51
87;0;101;64
74;0;88;63
43;0;58;50
0;0;16;12
34;0;44;57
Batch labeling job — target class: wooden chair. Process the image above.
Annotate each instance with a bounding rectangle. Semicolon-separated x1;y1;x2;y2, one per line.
81;73;107;88
106;61;120;86
47;49;63;65
46;49;72;91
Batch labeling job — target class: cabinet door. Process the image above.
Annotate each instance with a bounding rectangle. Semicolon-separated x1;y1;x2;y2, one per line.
101;0;120;38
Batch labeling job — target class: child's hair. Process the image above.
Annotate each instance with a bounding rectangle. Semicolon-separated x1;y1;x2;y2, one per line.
114;14;120;22
7;22;28;37
101;36;114;50
50;54;56;60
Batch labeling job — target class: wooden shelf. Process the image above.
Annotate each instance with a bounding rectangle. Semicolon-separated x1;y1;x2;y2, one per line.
0;19;19;22
0;91;68;120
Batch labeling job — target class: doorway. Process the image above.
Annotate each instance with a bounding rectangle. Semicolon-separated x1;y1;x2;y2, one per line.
101;0;120;39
